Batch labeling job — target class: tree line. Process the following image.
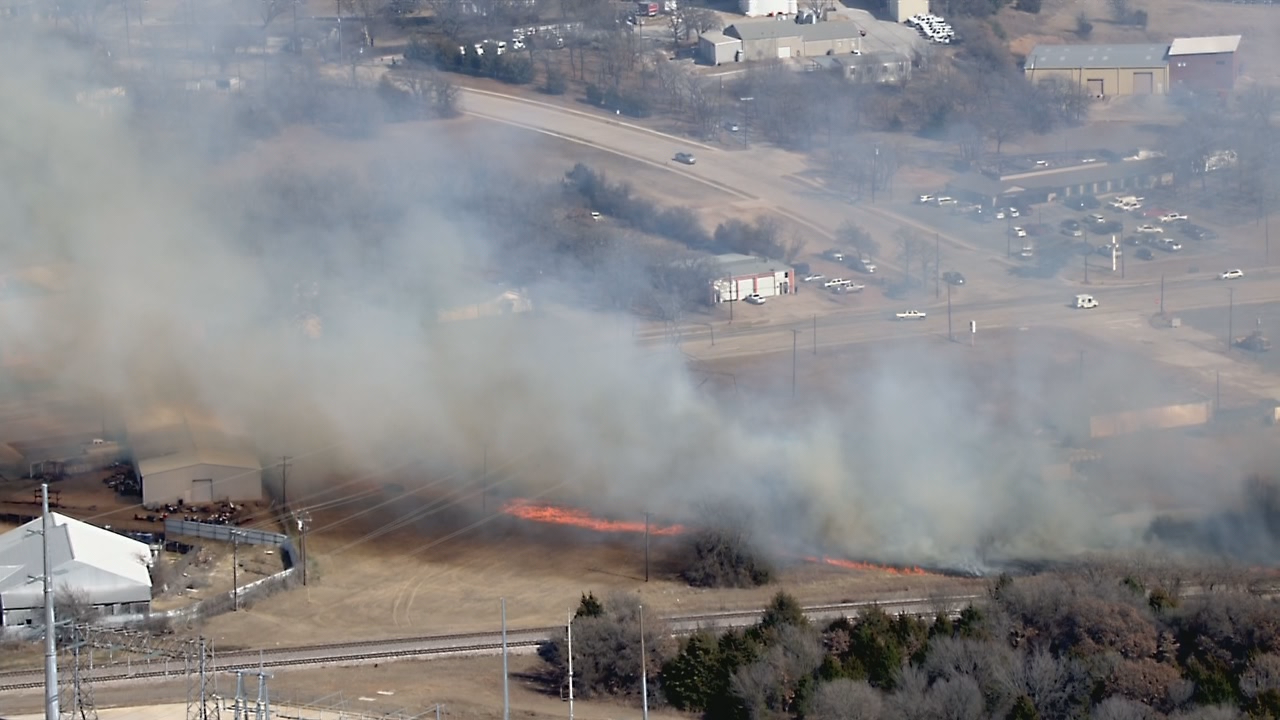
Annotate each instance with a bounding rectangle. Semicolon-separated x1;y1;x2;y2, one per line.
539;568;1280;720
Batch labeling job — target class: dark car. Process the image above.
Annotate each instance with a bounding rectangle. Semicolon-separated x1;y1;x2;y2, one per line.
1060;219;1083;236
942;271;966;285
1179;223;1217;241
1123;235;1143;246
1136;247;1154;260
673;152;697;165
1089;219;1124;235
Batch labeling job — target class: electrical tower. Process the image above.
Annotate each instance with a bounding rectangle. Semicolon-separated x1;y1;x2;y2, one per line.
187;636;219;720
58;625;97;720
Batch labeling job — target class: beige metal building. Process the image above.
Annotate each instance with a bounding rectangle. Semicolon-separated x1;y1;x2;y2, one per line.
127;407;263;506
698;31;743;66
887;0;928;23
1024;43;1170;97
726;18;867;60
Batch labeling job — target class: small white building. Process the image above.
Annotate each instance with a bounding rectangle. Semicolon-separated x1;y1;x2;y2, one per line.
739;0;797;18
711;253;795;303
699;31;743;65
888;0;928;23
127;407;263;506
0;513;152;626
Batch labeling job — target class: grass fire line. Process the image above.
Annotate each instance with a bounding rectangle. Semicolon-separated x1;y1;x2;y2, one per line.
499;498;936;576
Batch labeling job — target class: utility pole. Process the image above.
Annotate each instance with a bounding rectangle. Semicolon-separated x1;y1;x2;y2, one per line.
567;611;575;720
1083;252;1089;284
639;605;649;720
482;444;488;513
791;329;800;398
1216;370;1221;415
1160;273;1165;314
41;483;59;720
946;282;953;342
934;233;940;299
1228;287;1235;351
280;456;292;510
871;146;878;203
297;512;311;586
812;315;817;355
502;599;510;720
232;531;241;612
643;513;650;582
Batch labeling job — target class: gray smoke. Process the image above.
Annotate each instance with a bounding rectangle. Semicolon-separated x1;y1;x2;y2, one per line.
0;27;1245;572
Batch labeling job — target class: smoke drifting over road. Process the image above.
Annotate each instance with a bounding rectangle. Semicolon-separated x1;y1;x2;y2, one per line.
0;29;1265;573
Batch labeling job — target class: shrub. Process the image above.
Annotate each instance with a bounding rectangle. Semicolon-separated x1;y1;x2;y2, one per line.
677;525;773;589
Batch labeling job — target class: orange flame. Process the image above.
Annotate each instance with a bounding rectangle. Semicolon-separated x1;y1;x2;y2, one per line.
803;555;930;576
501;499;686;536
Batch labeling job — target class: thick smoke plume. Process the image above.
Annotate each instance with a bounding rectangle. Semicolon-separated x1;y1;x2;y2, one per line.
0;29;1257;573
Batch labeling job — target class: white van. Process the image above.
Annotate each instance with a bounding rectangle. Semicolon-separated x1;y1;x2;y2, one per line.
1075;294;1098;309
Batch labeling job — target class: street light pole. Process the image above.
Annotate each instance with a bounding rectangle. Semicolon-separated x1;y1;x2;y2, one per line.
1160;273;1165;314
1228;287;1235;351
934;233;940;299
946;282;953;342
791;329;800;398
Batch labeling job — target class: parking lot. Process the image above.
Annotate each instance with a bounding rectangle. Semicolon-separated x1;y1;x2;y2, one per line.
901;191;1236;284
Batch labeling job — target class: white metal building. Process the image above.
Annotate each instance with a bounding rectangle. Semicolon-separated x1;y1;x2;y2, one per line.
699;31;744;65
888;0;928;23
711;253;795;303
739;0;796;18
0;513;152;626
127;408;263;506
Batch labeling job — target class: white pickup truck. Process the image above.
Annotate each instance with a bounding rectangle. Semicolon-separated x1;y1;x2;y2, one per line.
896;310;927;320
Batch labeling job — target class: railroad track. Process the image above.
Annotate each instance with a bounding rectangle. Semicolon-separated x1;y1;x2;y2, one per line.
0;595;981;692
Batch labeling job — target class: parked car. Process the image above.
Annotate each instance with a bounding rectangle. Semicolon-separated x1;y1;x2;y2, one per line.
1159;239;1183;252
1136;247;1154;260
942;271;966;285
936;196;957;206
1123;235;1143;246
1097;244;1121;256
1089;220;1124;235
855;259;877;274
1013;226;1027;238
1221;269;1245;280
1060;219;1083;237
823;249;846;261
1136;224;1164;234
918;194;935;204
823;278;850;288
803;273;825;282
745;293;766;304
1065;195;1101;210
1180;224;1217;241
673;152;697;165
896;310;927;320
1160;212;1188;223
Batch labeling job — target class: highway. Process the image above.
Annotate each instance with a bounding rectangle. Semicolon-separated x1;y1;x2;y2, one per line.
0;594;981;692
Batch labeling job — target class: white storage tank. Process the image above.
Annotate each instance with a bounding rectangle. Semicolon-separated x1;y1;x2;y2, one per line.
738;0;797;18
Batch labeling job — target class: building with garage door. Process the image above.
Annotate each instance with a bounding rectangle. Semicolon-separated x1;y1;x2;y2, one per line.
1024;43;1170;98
1168;35;1242;95
726;18;868;60
711;253;795;303
699;31;743;65
0;513;151;626
127;407;262;506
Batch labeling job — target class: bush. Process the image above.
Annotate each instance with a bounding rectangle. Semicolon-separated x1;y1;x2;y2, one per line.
542;67;568;95
537;593;667;701
1075;13;1093;39
677;525;773;589
1016;0;1041;12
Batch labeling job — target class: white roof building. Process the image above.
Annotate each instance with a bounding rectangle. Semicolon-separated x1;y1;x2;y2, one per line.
128;407;263;506
1168;35;1242;56
0;513;152;626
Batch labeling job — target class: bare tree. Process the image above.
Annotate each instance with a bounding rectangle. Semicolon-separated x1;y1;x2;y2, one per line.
683;7;722;38
894;227;926;285
808;679;882;720
1092;696;1157;720
837;221;879;261
667;8;686;48
353;0;385;46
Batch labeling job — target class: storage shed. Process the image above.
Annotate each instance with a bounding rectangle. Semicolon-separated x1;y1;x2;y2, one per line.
1168;35;1242;95
699;31;743;65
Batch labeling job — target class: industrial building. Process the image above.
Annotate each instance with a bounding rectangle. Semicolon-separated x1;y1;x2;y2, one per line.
946;157;1174;207
738;0;796;18
887;0;928;23
1024;43;1171;97
0;513;152;626
725;18;869;60
127;408;263;506
810;51;912;83
711;253;795;303
1168;35;1242;95
437;288;533;323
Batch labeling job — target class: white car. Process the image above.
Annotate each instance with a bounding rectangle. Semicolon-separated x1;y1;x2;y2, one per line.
1008;207;1021;218
803;273;825;282
896;310;927;320
1136;224;1164;234
1013;226;1027;238
1087;213;1106;223
995;210;1007;220
936;196;957;206
745;293;766;304
918;194;935;204
1160;212;1188;223
823;278;848;288
1221;269;1245;280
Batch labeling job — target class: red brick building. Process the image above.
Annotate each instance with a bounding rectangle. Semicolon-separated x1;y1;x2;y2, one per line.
1168;35;1242;96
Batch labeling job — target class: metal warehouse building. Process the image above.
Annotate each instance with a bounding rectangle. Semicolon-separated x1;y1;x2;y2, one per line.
127;407;263;506
0;513;151;626
711;253;795;303
726;19;869;60
946;157;1173;207
1024;43;1170;97
1168;35;1242;95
